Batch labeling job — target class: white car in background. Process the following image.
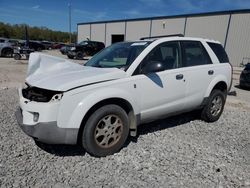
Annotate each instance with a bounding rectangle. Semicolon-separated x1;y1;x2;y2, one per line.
0;37;17;57
16;35;232;157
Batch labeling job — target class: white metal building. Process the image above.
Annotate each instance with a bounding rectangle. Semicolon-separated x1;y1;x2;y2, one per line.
77;9;250;67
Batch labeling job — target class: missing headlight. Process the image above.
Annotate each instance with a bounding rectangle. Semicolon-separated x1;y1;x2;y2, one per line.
50;93;63;102
22;86;63;102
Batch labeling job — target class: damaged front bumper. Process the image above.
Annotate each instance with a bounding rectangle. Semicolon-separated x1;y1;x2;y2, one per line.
15;87;78;145
15;108;78;144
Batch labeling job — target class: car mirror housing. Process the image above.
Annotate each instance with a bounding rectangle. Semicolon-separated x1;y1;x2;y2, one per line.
141;61;165;74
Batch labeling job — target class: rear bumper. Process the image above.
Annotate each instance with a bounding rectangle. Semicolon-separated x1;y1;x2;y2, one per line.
15;108;78;144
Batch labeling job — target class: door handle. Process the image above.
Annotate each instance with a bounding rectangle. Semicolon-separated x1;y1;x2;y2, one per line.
176;74;184;80
208;70;214;75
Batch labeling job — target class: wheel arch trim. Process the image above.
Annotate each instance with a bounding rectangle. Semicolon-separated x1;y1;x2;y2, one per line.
204;76;228;97
57;88;139;130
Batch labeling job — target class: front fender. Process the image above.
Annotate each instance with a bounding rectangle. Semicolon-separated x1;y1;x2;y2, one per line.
57;87;139;129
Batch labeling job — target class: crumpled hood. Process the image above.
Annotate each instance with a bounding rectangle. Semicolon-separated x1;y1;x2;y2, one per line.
26;53;126;91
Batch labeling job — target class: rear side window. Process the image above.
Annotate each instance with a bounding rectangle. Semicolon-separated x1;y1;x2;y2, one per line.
207;42;229;63
181;41;212;67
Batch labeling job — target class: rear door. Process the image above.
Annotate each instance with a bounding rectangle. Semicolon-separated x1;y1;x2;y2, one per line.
180;41;215;109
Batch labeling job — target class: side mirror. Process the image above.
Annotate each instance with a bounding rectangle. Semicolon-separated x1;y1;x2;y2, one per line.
141;61;165;74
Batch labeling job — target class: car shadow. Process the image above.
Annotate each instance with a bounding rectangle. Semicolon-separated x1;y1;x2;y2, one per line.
126;110;199;144
35;141;86;157
146;73;164;88
36;111;199;157
234;84;250;91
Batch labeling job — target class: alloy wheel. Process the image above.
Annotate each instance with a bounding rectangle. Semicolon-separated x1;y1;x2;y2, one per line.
94;115;123;148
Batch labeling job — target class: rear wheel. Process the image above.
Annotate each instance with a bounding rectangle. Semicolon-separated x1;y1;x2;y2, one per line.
201;89;226;122
82;105;129;157
76;51;84;59
67;54;74;59
2;48;13;57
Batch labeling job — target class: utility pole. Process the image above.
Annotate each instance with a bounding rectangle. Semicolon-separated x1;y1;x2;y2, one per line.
68;2;72;43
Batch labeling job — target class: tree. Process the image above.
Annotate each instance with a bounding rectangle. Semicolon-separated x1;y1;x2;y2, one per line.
0;22;76;43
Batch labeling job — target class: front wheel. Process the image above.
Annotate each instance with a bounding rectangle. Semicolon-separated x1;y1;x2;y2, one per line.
67;54;74;59
201;89;226;122
13;53;21;60
76;51;84;59
82;105;129;157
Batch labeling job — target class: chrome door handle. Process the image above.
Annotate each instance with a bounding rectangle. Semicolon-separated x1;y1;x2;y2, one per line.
208;70;214;75
176;74;184;80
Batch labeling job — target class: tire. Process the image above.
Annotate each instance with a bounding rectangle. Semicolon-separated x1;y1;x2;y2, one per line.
82;105;129;157
13;53;21;60
201;89;226;122
67;54;74;59
76;51;84;59
2;48;13;57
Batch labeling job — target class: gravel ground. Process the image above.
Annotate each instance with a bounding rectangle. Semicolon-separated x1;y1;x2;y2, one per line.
0;51;250;187
0;87;249;188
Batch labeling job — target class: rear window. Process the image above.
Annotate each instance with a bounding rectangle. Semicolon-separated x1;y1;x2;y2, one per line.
207;42;229;63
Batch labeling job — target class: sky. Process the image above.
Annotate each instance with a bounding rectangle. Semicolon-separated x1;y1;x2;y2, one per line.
0;0;250;32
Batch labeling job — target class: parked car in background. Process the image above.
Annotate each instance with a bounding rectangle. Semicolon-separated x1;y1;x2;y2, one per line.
67;40;105;59
52;43;65;49
41;41;53;50
60;43;75;55
0;38;18;57
21;41;45;51
16;35;232;157
240;63;250;89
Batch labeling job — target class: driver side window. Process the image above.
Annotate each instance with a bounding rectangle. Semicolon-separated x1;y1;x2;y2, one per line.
135;41;181;75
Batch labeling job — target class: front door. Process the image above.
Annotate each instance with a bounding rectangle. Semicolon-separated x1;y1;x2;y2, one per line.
133;41;187;122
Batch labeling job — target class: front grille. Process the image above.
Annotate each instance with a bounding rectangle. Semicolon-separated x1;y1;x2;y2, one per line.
22;86;62;102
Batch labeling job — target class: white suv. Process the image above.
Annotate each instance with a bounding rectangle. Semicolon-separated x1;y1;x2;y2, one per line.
16;36;232;157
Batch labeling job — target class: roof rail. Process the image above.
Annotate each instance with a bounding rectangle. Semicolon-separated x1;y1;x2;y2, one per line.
140;34;184;40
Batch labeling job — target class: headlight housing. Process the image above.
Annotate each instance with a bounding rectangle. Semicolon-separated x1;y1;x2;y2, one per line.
22;85;63;102
71;47;76;51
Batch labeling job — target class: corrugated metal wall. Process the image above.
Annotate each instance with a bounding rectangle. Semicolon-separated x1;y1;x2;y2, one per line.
77;12;250;66
225;13;250;66
185;15;229;45
151;18;185;36
106;22;125;46
126;20;151;41
77;25;90;42
91;23;105;44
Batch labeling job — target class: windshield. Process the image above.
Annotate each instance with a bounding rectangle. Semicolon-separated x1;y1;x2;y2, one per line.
78;41;88;45
85;41;151;70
